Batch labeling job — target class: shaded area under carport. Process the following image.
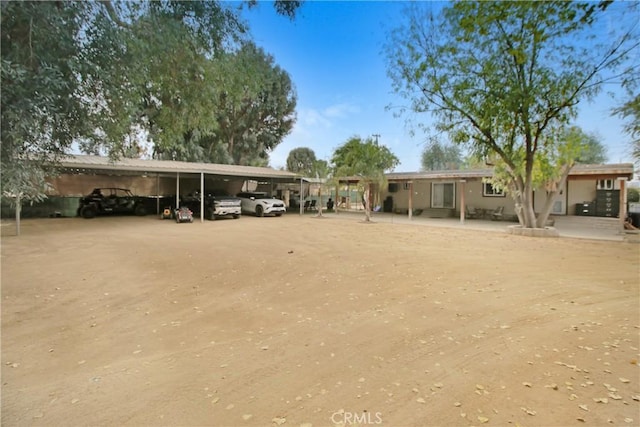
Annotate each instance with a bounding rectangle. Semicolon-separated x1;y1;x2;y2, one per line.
53;155;301;222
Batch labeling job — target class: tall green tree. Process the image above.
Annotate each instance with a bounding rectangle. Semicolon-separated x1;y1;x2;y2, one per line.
331;136;399;222
152;42;297;166
1;0;303;233
78;1;247;159
387;1;638;228
574;131;608;164
286;147;317;175
1;1;92;234
208;42;297;165
421;140;462;171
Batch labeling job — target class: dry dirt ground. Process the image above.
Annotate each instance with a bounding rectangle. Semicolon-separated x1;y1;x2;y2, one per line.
1;214;639;427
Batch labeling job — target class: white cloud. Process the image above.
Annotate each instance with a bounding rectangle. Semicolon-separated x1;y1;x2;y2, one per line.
299;108;331;128
322;103;361;118
269;103;361;169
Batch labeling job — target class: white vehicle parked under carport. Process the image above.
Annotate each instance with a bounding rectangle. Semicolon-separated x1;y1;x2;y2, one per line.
236;192;286;217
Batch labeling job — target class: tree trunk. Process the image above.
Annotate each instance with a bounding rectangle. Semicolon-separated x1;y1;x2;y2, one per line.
316;185;323;217
511;179;536;228
363;185;371;222
535;165;572;228
522;184;537;228
228;135;234;162
15;194;22;236
536;191;557;228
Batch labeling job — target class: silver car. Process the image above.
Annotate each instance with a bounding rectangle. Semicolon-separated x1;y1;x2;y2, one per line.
236;192;286;217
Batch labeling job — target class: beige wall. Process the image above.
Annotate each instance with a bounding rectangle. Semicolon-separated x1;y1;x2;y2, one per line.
383;181;433;210
567;180;597;215
383;178;615;217
47;174;166;196
383;179;516;215
460;181;514;215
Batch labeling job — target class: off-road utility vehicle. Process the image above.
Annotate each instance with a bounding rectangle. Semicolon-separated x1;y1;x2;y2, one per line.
77;187;147;219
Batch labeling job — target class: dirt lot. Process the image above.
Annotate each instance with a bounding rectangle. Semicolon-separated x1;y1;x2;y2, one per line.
1;215;638;426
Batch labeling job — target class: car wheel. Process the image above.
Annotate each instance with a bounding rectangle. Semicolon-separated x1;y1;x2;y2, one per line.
275;213;282;217
134;204;147;216
232;214;240;219
81;205;96;219
255;205;264;217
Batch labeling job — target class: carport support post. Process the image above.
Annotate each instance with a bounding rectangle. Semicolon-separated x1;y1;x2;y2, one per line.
459;180;466;224
175;172;180;210
299;177;303;215
200;172;204;222
618;177;627;230
156;174;160;215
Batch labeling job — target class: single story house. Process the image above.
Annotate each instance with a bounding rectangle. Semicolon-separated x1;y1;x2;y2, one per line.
371;163;634;222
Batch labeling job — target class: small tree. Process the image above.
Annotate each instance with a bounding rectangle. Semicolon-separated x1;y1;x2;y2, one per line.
311;159;331;217
331;136;399;222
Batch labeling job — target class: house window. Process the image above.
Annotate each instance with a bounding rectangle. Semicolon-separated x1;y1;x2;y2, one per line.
403;182;411;190
483;182;505;197
596;179;614;190
431;182;455;208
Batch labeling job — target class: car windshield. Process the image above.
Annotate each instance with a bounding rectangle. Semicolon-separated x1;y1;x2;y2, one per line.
239;193;269;199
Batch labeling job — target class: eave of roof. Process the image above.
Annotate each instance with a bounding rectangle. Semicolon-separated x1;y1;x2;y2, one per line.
60;155;300;180
340;163;634;182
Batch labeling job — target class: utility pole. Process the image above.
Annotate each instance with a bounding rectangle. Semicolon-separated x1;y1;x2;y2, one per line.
372;134;381;144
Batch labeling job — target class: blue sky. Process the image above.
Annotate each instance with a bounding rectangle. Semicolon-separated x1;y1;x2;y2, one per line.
240;1;636;172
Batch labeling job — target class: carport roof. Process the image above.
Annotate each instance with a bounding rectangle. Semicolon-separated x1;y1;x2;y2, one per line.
60;154;300;181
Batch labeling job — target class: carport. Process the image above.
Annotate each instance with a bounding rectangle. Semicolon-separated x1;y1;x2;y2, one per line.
58;155;300;221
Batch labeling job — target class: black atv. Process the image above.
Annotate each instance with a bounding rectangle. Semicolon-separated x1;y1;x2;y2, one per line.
77;187;147;219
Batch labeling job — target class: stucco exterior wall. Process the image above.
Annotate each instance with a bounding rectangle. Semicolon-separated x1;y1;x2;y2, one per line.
383;179;517;216
383;177;625;218
567;180;597;215
460;181;514;216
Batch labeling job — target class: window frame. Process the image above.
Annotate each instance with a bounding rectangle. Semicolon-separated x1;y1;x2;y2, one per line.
482;182;505;197
431;182;456;208
596;179;614;190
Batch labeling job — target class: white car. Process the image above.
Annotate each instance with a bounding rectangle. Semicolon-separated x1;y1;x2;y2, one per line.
236;192;286;217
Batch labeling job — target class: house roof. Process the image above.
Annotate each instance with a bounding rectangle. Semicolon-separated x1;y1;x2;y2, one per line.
60;154;300;181
383;163;635;181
